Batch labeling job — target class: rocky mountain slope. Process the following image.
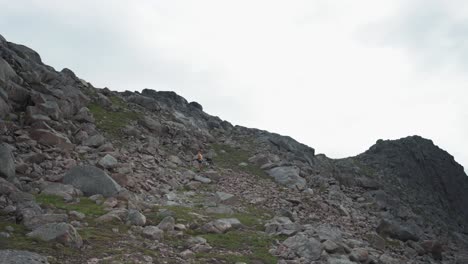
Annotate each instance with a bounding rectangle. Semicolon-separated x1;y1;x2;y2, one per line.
0;34;467;264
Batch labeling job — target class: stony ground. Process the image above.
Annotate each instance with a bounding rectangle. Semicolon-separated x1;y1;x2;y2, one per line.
1;33;468;264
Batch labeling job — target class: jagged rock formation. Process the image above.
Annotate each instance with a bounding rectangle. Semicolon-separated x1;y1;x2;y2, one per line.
0;33;467;264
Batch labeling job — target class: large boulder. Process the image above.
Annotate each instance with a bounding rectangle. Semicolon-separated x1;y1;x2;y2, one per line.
63;165;121;197
267;166;306;190
0;250;49;264
281;233;323;261
377;219;420;242
139;116;162;132
27;222;82;248
29;129;74;150
0;143;15;181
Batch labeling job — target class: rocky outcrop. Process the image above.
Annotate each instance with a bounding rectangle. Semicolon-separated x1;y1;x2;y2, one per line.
63;165;121;197
1;34;467;264
356;136;468;227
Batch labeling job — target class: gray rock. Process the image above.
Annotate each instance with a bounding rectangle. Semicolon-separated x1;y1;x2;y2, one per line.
323;240;340;254
215;192;235;203
314;224;343;242
366;232;386;250
0;143;15;180
282;233;323;261
201;218;241;234
69;211;85;220
194;175;211;184
83;134;106;148
63;165;121;197
139;116;162;132
0;250;49;264
158;216;175;231
377;219;419;242
265;216;300;236
98;154;118;169
74;107;95;123
40;182;83;201
27;222;82;248
127;209;146;226
378;254;400;264
455;254;468;264
23;213;68;230
142;226;164;241
327;256;354;264
267;166;306;190
349;248;369;263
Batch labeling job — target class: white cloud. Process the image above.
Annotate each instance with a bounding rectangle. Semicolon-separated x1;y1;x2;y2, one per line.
1;0;467;169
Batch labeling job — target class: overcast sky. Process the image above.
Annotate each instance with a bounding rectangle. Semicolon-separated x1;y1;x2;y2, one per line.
1;0;467;170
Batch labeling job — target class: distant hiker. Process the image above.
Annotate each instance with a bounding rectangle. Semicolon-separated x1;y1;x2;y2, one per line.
196;150;204;171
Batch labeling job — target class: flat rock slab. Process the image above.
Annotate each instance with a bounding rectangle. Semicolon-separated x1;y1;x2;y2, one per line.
63;165;121;197
0;250;49;264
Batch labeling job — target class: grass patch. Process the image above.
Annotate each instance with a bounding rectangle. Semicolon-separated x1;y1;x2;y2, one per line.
198;231;278;264
35;194;106;217
88;98;141;138
211;144;267;178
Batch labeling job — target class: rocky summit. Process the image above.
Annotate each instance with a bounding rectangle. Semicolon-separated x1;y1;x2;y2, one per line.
0;34;467;264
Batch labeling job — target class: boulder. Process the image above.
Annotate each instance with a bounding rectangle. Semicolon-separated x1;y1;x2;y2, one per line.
201;218;241;234
98;154;118;169
27;222;82;248
327;256;354;264
29;129;74;150
126;209;146;226
215;192;235;204
0;250;49;264
74;107;95;123
157;216;175;231
267;166;306;190
282;233;323;261
194;175;211;184
139;116;162;132
349;248;369;263
377;219;419;242
323;240;341;254
0;143;15;180
63;165;121;197
83;134;106;148
40;182;83;201
23;213;68;230
265;216;300;236
142;226;164;241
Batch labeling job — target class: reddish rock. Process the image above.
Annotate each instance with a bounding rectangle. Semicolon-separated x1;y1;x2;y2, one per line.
29;129;74;150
